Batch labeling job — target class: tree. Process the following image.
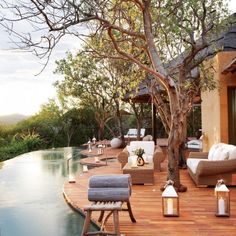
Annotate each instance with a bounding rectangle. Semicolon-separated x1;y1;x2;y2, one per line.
0;0;231;191
36;99;64;147
55;48;134;142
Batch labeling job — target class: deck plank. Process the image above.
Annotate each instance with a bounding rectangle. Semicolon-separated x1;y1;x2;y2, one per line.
63;147;236;235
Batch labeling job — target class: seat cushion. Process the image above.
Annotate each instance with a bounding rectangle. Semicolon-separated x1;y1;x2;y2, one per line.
208;143;220;160
187;158;209;174
187;140;202;149
129;141;155;156
128;155;137;164
126;145;135;155
222;144;236;160
209;143;236;160
213;147;229;160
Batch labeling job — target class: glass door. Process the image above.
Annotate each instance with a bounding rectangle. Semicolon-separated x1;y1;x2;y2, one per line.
228;87;236;145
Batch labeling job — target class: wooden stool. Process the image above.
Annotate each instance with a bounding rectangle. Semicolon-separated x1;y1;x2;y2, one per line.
81;201;136;236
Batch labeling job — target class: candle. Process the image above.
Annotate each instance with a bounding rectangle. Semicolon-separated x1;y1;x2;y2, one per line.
131;158;137;167
68;174;76;183
218;197;225;215
83;165;88;172
167;198;174;215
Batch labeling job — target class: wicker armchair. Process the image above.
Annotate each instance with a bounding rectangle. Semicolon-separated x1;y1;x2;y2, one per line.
187;143;236;186
117;141;165;172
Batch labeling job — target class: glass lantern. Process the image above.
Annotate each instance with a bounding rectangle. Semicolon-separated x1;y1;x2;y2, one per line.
162;180;179;217
82;165;88;173
215;179;230;217
68;174;76;183
97;144;104;155
87;140;92;152
92;137;96;145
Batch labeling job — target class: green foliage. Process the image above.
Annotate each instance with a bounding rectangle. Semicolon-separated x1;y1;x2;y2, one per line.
0;130;43;162
0;141;27;162
187;106;202;137
54;40;140;139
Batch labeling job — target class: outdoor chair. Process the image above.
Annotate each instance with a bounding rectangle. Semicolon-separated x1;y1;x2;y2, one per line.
186;137;203;151
81;174;136;236
187;143;236;186
117;141;165;171
124;128;145;141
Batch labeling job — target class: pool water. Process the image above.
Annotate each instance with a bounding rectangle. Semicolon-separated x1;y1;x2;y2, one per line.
0;147;97;236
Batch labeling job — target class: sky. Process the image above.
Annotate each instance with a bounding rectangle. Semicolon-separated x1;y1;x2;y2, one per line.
0;1;236;116
0;29;80;116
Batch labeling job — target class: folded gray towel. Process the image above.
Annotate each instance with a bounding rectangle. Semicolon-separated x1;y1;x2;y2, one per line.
89;174;131;188
88;188;131;202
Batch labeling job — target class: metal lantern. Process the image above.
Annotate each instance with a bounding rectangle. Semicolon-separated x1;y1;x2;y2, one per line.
97;144;104;155
162;180;179;217
215;179;230;217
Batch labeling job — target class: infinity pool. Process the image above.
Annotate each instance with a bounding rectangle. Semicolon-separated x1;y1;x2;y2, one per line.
0;147;97;236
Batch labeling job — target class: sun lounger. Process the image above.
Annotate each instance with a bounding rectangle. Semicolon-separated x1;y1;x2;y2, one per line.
124;128;145;140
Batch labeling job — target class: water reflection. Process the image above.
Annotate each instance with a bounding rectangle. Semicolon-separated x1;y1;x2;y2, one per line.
0;147;97;236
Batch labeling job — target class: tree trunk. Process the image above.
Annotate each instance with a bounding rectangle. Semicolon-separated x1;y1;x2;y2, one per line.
178;116;187;168
98;122;105;140
136;121;142;140
166;91;188;192
104;123;116;137
115;99;125;147
67;131;73;147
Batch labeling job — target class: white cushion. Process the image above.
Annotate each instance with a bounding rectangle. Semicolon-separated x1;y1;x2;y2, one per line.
143;154;153;163
207;143;236;161
128;155;137;164
229;146;236;159
221;148;230;160
220;143;236;160
129;141;155;156
187;158;209;174
208;144;220;160
213;147;229;161
187;140;202;149
126;145;135;155
124;128;145;138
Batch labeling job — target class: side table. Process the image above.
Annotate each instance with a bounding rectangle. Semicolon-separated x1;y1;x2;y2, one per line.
123;163;154;185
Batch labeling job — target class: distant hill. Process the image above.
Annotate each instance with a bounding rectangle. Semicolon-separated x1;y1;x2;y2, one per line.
0;114;30;126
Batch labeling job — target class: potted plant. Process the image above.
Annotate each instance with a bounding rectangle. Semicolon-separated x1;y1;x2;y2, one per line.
134;148;145;166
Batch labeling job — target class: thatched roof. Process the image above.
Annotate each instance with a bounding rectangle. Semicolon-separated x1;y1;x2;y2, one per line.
125;13;236;103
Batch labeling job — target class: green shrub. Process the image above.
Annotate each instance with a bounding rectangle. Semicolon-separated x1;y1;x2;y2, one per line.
0;141;28;162
0;132;45;162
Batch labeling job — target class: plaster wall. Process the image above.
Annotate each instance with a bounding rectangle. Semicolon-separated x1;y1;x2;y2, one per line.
201;52;236;151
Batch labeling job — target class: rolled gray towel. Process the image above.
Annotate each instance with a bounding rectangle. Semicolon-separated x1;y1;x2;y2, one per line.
88;188;131;202
89;174;131;188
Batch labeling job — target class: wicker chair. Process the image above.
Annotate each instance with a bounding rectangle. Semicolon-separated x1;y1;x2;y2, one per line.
117;141;165;172
187;143;236;186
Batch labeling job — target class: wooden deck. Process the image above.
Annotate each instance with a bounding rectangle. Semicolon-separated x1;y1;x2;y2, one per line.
63;147;236;235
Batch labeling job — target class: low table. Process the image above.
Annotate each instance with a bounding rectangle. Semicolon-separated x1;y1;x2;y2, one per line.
123;163;154;185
